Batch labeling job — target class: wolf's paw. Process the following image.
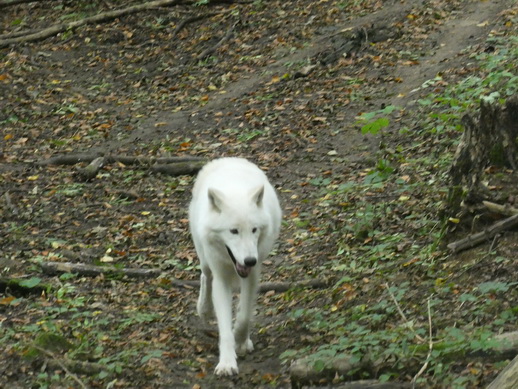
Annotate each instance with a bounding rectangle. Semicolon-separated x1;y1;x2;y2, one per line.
214;359;239;376
236;338;254;356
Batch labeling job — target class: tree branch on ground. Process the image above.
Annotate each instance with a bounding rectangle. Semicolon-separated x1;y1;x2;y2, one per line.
0;0;185;47
40;262;162;279
37;153;204;166
77;157;106;181
36;153;206;178
483;201;518;217
39;261;329;292
447;213;518;253
0;0;48;8
487;354;518;389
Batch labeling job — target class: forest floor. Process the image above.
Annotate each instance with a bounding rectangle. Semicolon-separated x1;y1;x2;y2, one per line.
1;0;517;388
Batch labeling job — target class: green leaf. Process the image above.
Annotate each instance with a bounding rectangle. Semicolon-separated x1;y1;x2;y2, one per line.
313;359;326;372
140;350;163;364
361;117;390;135
19;277;42;288
478;281;510;294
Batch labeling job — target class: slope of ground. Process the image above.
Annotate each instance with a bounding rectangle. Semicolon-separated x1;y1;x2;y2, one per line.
1;0;517;388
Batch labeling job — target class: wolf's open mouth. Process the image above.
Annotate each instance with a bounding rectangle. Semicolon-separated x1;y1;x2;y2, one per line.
226;246;252;278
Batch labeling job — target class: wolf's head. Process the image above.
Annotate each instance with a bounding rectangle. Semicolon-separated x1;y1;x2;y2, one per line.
208;185;266;278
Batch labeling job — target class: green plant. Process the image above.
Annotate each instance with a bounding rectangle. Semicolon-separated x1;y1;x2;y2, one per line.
355;105;400;135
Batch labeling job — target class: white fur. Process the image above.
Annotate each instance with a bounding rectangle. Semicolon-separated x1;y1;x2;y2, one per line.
189;158;282;376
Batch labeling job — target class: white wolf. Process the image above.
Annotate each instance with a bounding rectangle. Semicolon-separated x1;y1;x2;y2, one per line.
189;157;282;376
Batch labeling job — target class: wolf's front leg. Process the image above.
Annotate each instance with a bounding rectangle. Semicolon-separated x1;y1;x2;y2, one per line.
197;272;214;323
212;277;238;375
234;271;259;355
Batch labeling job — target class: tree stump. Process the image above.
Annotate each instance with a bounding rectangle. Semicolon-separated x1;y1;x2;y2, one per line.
447;96;518;213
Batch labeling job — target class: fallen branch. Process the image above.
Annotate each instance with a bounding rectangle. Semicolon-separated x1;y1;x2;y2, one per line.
37;153;205;166
171;278;329;293
39;262;329;292
150;161;206;176
487;354;518;389
36;153;206;177
447;213;518;253
36;153;103;166
0;0;184;47
77;156;105;181
110;155;205;166
483;201;518;217
0;0;48;8
40;262;161;279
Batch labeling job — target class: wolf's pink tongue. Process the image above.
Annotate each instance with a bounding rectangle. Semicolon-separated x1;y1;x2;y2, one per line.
235;263;251;278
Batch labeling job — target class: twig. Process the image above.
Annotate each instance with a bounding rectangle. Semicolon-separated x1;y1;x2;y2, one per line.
412;296;434;387
197;19;238;60
385;282;425;343
33;346;88;389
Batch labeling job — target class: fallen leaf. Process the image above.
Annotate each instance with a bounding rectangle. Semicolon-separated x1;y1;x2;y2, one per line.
100;255;114;263
0;296;16;305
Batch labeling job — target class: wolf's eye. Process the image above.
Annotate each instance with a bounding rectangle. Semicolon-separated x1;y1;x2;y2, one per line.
230;228;239;235
252;227;258;233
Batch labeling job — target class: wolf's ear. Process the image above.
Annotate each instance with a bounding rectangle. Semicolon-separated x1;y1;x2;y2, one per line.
208;188;225;213
251;185;265;207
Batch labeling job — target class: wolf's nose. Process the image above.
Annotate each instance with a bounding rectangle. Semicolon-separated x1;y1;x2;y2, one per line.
244;257;257;267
